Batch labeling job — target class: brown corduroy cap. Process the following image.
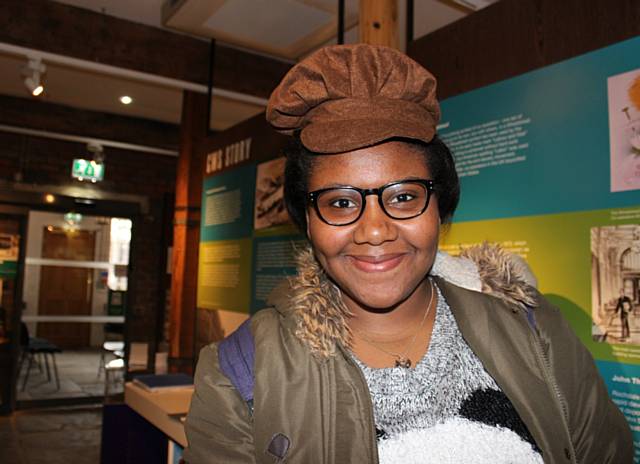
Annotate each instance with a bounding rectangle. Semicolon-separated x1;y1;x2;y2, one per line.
266;44;440;154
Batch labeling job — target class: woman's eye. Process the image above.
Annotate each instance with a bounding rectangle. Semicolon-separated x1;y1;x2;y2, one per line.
389;193;415;203
330;198;357;208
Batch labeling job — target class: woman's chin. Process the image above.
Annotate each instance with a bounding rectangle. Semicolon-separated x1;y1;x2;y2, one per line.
335;274;431;313
347;289;413;313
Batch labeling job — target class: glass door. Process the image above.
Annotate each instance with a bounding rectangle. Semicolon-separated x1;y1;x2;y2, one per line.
19;211;132;403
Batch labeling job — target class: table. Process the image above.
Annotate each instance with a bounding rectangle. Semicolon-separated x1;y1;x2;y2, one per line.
124;382;193;447
101;382;194;464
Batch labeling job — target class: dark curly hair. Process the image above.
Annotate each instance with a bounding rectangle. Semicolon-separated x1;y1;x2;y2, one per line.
283;134;460;234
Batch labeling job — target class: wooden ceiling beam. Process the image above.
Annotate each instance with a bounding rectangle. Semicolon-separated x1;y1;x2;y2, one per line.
0;94;180;152
0;0;292;99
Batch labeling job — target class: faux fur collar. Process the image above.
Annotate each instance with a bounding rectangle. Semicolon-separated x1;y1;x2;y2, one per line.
272;243;538;360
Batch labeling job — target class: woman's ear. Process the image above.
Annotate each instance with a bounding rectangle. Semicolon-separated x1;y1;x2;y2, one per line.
305;210;311;239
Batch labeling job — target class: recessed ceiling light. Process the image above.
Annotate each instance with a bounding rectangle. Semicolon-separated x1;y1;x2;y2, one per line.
44;193;55;203
119;95;133;105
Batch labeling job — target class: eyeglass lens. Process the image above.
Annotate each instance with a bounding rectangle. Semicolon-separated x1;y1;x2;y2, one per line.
315;182;429;225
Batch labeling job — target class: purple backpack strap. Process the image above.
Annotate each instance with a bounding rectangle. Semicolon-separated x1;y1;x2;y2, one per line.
525;306;537;330
218;318;255;414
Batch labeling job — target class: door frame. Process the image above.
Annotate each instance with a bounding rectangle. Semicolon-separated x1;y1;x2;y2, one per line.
0;188;144;411
0;204;28;414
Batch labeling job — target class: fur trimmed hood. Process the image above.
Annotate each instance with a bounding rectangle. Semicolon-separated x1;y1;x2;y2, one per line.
270;243;538;360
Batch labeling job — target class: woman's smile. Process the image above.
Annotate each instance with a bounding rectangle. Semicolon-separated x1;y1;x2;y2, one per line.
346;252;408;273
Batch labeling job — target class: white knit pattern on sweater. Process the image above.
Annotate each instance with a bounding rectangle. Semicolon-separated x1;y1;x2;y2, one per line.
377;418;543;464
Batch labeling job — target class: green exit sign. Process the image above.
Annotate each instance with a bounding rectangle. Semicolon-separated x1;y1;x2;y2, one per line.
71;158;104;182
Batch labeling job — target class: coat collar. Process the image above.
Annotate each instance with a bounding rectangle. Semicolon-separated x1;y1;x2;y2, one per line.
267;243;538;359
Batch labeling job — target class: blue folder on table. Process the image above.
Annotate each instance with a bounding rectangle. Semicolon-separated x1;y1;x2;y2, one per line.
132;373;193;392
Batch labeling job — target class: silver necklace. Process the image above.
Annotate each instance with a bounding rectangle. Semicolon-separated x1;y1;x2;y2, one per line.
353;279;435;368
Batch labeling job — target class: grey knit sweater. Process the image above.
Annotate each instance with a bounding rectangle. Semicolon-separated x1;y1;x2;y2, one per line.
353;284;543;463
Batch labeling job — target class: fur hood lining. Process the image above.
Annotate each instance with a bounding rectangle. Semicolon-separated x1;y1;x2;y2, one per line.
275;243;538;360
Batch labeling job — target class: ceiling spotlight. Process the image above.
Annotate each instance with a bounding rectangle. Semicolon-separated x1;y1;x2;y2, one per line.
44;193;56;204
119;95;133;105
23;57;46;97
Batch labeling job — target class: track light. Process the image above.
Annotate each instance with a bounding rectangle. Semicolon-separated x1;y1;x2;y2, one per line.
23;57;46;97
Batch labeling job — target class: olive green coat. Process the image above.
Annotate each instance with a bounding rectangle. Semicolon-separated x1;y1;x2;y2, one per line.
184;249;632;463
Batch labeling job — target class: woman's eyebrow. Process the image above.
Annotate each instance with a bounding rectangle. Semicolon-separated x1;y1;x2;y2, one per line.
311;182;355;189
312;177;428;190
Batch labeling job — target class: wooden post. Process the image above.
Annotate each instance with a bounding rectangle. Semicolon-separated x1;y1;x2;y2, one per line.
168;90;209;372
359;0;399;48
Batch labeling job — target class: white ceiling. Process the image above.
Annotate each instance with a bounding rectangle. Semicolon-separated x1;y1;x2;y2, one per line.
0;0;490;145
52;0;473;45
163;0;361;59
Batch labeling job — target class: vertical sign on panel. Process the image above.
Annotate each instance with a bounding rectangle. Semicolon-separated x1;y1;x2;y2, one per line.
198;164;256;314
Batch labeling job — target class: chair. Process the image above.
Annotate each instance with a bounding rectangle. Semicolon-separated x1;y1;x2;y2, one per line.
19;322;62;391
98;341;125;378
104;358;125;400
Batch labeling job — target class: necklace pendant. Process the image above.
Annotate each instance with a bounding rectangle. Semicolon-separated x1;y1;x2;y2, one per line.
395;358;411;368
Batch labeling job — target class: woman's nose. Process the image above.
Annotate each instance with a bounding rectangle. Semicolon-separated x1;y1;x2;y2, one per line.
353;198;398;245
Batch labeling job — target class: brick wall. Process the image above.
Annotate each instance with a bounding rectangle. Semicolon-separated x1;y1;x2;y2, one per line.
0;133;175;195
0;131;177;355
408;0;640;99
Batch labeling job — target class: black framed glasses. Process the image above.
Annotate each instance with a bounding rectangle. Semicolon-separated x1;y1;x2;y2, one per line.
308;179;436;226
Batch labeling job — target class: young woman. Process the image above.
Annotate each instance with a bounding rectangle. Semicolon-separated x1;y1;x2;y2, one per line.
184;44;632;463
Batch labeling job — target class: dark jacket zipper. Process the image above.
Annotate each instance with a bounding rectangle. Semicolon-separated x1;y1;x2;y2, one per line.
529;318;577;464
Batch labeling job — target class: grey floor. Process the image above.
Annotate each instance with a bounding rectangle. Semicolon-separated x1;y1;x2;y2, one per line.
0;405;102;464
0;349;124;463
18;349;123;401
